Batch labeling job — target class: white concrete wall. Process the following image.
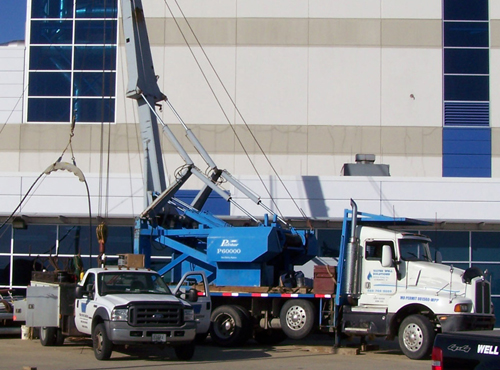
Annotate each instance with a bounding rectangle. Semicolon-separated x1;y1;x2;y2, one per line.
2;172;500;225
6;0;498;225
0;42;24;124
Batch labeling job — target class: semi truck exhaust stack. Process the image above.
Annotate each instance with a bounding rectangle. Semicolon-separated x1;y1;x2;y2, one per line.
342;199;360;304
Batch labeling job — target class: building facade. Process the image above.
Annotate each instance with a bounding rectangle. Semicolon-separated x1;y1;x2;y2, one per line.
1;0;500;321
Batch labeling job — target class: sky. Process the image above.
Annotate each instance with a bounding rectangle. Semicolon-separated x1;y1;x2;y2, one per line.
0;1;27;44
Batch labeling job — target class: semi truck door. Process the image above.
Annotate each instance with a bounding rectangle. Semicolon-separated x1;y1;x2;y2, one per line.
359;241;397;304
173;271;211;335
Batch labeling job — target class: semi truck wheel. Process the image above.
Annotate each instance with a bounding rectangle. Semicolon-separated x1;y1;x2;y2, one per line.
40;327;57;346
209;305;249;347
280;299;315;340
93;323;113;360
398;314;435;360
174;341;195;360
55;328;65;346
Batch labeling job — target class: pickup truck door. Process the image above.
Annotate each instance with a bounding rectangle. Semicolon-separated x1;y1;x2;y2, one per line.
173;271;211;335
74;272;98;335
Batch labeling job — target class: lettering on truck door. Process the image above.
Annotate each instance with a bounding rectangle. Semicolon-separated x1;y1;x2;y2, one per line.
75;272;97;334
360;241;397;304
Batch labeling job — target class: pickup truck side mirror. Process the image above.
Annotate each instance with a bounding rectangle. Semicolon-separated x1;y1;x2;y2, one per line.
186;288;198;303
75;285;87;299
175;288;198;302
381;245;393;267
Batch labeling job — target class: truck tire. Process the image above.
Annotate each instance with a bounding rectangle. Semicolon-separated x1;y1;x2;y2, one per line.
254;329;287;345
174;341;195;360
55;329;65;346
93;323;113;360
209;305;249;347
398;314;435;360
233;305;252;345
40;327;56;346
279;299;315;340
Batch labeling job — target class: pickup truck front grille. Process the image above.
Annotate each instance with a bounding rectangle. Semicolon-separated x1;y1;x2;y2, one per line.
475;279;491;314
128;302;183;327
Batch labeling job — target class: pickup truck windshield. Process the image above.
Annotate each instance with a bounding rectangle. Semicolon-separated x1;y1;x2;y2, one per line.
399;239;432;262
98;272;172;295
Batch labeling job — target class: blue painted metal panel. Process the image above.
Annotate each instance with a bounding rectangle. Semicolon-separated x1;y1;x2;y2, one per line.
207;227;281;263
443;127;491;178
443;141;490;155
443;166;491;178
443;127;490;141
443;154;490;168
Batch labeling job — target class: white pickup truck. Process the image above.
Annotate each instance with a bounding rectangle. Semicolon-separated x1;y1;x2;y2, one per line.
15;266;210;361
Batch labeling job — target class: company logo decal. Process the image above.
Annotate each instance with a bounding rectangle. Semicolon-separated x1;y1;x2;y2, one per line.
477;344;500;355
447;344;471;353
221;239;239;247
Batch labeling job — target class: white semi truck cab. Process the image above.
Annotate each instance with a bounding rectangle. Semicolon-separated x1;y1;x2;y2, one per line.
15;264;208;361
337;200;495;359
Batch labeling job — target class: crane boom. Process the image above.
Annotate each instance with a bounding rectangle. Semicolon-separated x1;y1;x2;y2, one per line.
121;0;317;286
121;0;167;206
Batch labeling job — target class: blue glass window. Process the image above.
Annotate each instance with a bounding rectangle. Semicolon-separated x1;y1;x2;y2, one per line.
444;22;489;47
472;232;500;261
29;72;71;96
102;227;134;255
30;20;73;44
316;229;342;257
444;49;489;75
444;0;488;21
73;98;115;122
74;72;116;96
58;225;93;256
0;225;11;254
75;20;117;44
29;46;72;70
27;0;118;124
0;257;9;285
424;231;469;261
74;46;116;70
28;98;71;122
76;0;118;18
31;0;74;18
13;225;57;254
444;75;489;101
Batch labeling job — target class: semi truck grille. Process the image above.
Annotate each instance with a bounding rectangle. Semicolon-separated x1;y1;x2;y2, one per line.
129;302;183;327
475;280;491;314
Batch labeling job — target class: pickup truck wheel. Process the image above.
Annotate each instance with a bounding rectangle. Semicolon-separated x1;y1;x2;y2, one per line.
174;341;195;360
398;315;435;360
40;327;56;346
93;323;113;360
280;299;315;340
210;305;248;347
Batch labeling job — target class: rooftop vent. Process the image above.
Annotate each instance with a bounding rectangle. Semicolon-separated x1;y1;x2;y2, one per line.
342;154;390;176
